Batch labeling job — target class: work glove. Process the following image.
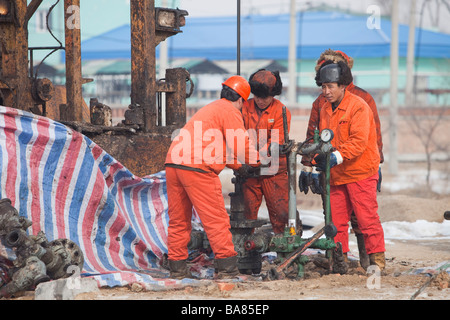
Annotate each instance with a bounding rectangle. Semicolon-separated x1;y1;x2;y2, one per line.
377;165;382;192
309;167;323;194
312;151;343;172
280;140;294;155
268;141;293;156
298;165;312;194
237;164;255;177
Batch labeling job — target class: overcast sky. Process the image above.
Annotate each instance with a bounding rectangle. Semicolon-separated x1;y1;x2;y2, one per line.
179;0;450;34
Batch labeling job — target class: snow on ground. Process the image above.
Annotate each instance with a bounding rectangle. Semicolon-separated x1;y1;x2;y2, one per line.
382;219;450;240
220;164;450;242
383;168;450;195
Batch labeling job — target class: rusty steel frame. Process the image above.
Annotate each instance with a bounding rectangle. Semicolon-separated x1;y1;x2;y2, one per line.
0;0;190;175
130;0;156;132
0;0;30;110
63;0;85;122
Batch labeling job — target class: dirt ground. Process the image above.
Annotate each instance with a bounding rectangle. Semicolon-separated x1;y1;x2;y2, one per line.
6;162;450;302
77;163;450;301
72;236;450;301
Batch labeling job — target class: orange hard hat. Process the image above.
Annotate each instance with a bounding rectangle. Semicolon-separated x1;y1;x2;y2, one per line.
222;75;251;101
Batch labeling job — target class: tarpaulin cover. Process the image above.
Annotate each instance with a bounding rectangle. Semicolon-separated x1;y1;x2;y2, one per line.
0;106;204;289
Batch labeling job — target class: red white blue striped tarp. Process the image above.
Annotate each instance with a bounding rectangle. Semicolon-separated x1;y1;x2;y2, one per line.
0;106;206;289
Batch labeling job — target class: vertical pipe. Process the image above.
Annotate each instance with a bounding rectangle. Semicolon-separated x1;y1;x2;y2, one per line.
405;0;416;106
283;106;296;234
64;0;84;121
288;150;297;234
389;0;399;174
324;154;331;227
159;0;169;126
325;152;332;260
130;0;156;131
237;0;241;75
6;0;31;110
288;0;297;107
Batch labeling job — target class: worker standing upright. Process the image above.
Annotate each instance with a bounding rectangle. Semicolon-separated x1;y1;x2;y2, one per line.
310;61;386;271
165;75;259;279
241;69;299;235
299;49;384;269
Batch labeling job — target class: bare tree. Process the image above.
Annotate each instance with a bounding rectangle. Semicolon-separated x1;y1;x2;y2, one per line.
406;105;450;186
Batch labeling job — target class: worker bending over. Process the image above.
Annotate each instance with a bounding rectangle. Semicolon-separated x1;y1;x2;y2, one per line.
165;75;259;279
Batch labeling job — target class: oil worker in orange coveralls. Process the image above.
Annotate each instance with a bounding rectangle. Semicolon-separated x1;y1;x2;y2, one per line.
165;75;260;279
241;69;299;235
310;61;385;271
299;49;384;270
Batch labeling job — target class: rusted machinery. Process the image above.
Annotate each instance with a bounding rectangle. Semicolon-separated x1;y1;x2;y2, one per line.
240;128;342;279
187;128;346;279
0;198;84;298
0;0;190;176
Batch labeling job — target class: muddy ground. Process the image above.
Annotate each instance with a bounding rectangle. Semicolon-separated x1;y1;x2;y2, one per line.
7;162;450;303
79;161;450;301
74;234;449;301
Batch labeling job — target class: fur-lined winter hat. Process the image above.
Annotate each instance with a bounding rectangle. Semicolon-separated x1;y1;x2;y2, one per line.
315;49;354;72
248;69;283;98
315;60;353;87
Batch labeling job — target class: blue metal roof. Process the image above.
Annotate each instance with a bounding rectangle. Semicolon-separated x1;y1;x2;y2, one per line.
80;11;450;61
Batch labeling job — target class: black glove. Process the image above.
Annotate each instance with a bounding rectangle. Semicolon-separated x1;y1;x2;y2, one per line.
298;167;311;195
377;166;382;192
309;167;323;194
238;164;255;177
312;151;341;172
280;140;294;155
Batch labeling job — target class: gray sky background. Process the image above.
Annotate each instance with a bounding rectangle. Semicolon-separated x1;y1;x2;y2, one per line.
179;0;450;34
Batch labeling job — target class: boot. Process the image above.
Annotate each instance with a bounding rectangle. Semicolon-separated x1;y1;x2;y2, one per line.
214;256;240;279
355;233;370;270
369;252;386;271
332;243;348;275
168;259;191;279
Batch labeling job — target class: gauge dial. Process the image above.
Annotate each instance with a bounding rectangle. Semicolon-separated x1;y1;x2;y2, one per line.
320;129;333;142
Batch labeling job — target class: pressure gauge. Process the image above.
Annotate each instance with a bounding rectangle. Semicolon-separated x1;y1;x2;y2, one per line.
320;129;334;143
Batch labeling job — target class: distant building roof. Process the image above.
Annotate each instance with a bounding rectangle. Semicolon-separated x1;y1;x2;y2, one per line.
76;58;228;76
80;11;450;61
214;59;287;75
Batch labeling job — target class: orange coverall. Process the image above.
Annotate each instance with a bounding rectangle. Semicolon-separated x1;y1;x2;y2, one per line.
305;82;383;163
303;82;384;239
165;98;258;261
318;90;384;254
241;98;291;234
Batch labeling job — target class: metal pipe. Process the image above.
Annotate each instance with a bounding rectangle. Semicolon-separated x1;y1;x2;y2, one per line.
64;0;84;122
130;0;157;131
288;0;296;106
324;153;331;226
288;149;297;234
389;0;399;174
237;0;240;75
282;106;297;234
